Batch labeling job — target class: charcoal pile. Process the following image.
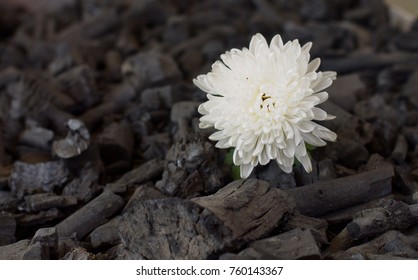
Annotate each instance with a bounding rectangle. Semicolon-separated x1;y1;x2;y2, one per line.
1;0;418;260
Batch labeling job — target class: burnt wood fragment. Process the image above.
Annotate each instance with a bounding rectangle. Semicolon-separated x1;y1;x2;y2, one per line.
285;166;394;217
56;191;124;239
98;121;134;165
9;161;70;200
191;179;295;241
24;193;77;212
347;199;418;240
118;198;233;260
52;119;90;159
0;213;16;246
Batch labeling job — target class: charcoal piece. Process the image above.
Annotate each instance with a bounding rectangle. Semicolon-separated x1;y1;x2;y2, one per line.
344;230;418;258
285;166;394;217
163;16;189;45
251;0;282;25
0;121;5;165
0;240;31;260
30;227;58;259
0;67;20;89
118;198;232;260
191;179;295;241
140;86;173;110
327;74;364;112
0;191;17;211
391;134;408;164
121;51;181;89
104;50;122;82
18;208;63;228
9;161;70;199
0;213;16;246
20;125;54;150
62;247;94;260
321;194;395;224
300;0;328;20
52;119;90;159
346;200;418;240
324;228;353;257
56;191;124;239
318;101;373;145
369;120;397;156
224;228;321;260
156;135;225;197
24;193;77;212
80;101;123;130
321;53;418;74
281;212;328;245
170;101;200;136
364;153;392;171
98;121;134;165
62;159;102;203
123;184;168;213
323;137;369;169
394;166;418;195
354;95;398;125
394;32;418;51
254;162;296;190
89;216;122;249
106;158;164;192
57;65;99;110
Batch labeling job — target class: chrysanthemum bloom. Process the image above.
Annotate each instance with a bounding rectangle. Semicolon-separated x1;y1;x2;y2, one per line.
193;33;337;178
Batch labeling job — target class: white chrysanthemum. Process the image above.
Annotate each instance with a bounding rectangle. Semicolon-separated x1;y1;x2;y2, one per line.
193;33;337;178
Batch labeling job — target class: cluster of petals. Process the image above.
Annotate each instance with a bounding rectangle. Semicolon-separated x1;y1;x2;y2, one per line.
194;33;337;178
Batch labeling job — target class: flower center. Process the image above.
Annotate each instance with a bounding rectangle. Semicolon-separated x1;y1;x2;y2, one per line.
259;93;276;111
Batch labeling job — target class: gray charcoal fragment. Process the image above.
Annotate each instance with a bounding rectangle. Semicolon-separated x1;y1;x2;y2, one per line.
118;198;232;260
9;161;70;199
156;135;225;197
106;158;164;192
31;227;58;255
20;125;54;150
327;74;364;112
347;199;418;240
192;179;295;241
0;191;17;211
170;101;200;123
391;135;408;164
285;166;394;217
98;121;134;165
225;228;321;260
62;247;94;260
53;119;90;159
123;184;168;213
254;162;297;190
56;191;124;239
0;213;16;246
89;216;122;249
344;230;418;258
122;51;181;89
18;208;63;227
0;240;30;260
24;193;77;212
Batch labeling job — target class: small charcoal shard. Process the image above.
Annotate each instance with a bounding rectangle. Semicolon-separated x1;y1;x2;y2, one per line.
57;65;99;110
0;191;17;212
344;230;418;259
191;179;296;241
30;227;58;259
106;158;164;192
24;193;77;212
170;101;200;139
281;212;328;246
0;240;35;260
9;161;70;199
56;191;124;239
285;166;394;217
327;74;364;112
123;184;168;213
89;216;122;249
61;247;94;260
98;121;134;165
346;199;418;240
121;51;181;90
53;119;90;159
321;53;418;74
155;135;225;197
62;165;102;203
18;208;63;228
254;162;297;190
391;135;408;164
20;125;54;150
118;198;233;260
0;213;16;246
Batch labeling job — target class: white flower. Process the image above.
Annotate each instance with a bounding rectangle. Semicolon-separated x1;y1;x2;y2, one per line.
193;33;337;179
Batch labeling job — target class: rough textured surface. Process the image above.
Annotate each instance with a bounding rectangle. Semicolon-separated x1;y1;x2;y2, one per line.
118;198;232;260
192;179;296;241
